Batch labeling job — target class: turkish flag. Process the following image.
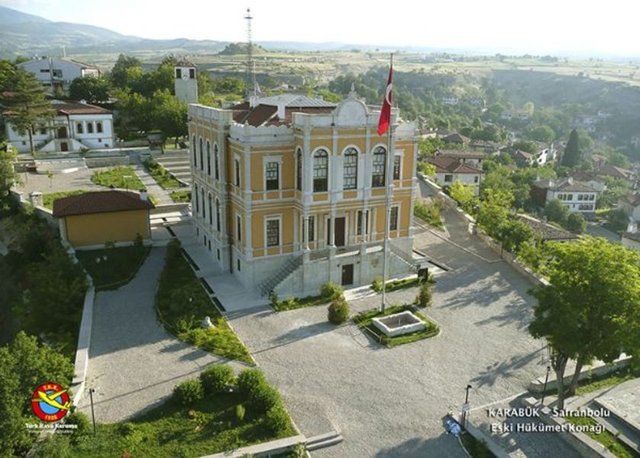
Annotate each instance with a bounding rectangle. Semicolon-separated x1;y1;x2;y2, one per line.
377;63;393;136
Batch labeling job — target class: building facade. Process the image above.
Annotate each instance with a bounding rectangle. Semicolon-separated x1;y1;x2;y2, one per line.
531;178;600;216
188;93;418;296
427;155;483;195
53;190;153;249
6;100;114;154
18;58;100;94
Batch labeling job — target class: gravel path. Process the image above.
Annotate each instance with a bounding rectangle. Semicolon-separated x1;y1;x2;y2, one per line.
78;247;246;423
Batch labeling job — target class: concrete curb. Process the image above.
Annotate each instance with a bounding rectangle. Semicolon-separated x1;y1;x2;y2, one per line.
200;434;306;458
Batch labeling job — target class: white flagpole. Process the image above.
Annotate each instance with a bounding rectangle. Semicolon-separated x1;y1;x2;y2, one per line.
381;53;393;313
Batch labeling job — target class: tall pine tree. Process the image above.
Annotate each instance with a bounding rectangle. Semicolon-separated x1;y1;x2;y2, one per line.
561;128;581;168
1;68;54;154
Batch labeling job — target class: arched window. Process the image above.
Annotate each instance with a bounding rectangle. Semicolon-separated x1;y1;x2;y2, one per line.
192;135;197;167
199;138;204;171
206;141;211;176
296;148;302;191
313;149;329;192
343;147;358;190
214;143;220;180
208;193;213;225
215;198;221;232
372;146;386;187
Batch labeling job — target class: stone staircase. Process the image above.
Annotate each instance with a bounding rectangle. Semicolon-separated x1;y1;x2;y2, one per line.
389;243;420;272
153;150;192;185
258;255;303;297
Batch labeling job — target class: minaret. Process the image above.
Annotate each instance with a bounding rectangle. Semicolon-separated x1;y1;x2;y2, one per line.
174;63;198;104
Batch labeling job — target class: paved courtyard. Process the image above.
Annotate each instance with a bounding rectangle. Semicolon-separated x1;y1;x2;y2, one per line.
225;206;570;457
78;247;246;422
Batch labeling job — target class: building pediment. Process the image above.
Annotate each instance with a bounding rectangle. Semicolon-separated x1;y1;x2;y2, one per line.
333;98;368;127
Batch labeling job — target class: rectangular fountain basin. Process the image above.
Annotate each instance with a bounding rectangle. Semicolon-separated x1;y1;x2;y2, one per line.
372;311;426;337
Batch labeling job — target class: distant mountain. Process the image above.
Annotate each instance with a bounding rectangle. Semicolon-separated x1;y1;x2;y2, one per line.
0;6;229;59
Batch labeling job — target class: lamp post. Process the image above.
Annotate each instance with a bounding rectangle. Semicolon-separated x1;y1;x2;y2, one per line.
88;388;96;435
540;366;551;405
462;384;472;428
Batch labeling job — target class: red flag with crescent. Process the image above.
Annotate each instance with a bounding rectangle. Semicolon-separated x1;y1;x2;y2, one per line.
377;61;393;136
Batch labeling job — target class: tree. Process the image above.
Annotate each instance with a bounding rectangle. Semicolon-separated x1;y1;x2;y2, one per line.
110;54;143;88
68;75;111;103
544;199;569;226
1;68;54;154
528;125;555;143
0;148;17;203
566;213;586;233
449;181;475;212
499;219;534;253
476;188;514;238
512;140;537;154
529;238;640;409
0;332;74;456
149;90;188;146
561;128;581;167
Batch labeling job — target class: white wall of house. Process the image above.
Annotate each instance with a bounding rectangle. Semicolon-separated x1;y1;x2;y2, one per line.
6;113;114;153
18;58;98;92
546;190;597;213
436;172;481;195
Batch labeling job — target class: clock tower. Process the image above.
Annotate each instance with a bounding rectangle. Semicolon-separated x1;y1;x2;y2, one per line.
174;65;198;104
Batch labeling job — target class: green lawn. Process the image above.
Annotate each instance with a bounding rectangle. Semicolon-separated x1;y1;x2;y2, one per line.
352;304;440;347
371;276;420;293
414;200;445;230
91;166;145;190
37;387;297;457
156;240;253;364
76;245;151;291
170;190;192;203
144;158;182;189
42;190;87;209
565;415;636;458
539;365;639;397
272;293;331;311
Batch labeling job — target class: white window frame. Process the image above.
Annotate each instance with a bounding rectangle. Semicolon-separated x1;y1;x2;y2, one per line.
234;155;241;187
343;146;359;190
265;215;282;248
263;155;282;191
389;205;399;232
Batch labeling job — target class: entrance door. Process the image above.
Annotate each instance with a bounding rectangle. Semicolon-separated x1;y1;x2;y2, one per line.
334;217;346;247
341;264;354;286
60;142;68;152
326;217;346;247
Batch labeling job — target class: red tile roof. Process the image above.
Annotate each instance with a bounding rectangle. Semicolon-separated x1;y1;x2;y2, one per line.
53;191;153;217
427;156;482;174
52;100;111;115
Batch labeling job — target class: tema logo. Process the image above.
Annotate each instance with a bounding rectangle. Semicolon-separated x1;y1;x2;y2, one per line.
31;382;72;422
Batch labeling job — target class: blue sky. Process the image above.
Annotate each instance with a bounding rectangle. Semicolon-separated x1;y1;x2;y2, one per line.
3;0;640;56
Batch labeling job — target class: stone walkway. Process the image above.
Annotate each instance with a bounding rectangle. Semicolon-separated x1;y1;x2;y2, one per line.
132;163;173;205
78;247;246;422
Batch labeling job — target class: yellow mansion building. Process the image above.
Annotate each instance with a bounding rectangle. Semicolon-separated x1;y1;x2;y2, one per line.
188;91;418;296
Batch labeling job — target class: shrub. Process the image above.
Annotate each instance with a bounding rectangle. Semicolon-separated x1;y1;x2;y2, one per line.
65;412;91;443
416;282;433;308
269;291;279;308
133;233;144;247
247;383;281;415
200;365;235;395
327;297;349;324
173;379;204;406
371;276;383;293
237;368;268;398
235;404;246;422
566;212;586;233
118;422;136;436
320;281;343;300
264;404;290;435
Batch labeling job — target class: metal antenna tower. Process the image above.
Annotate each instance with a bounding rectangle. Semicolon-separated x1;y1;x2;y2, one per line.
244;8;257;96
